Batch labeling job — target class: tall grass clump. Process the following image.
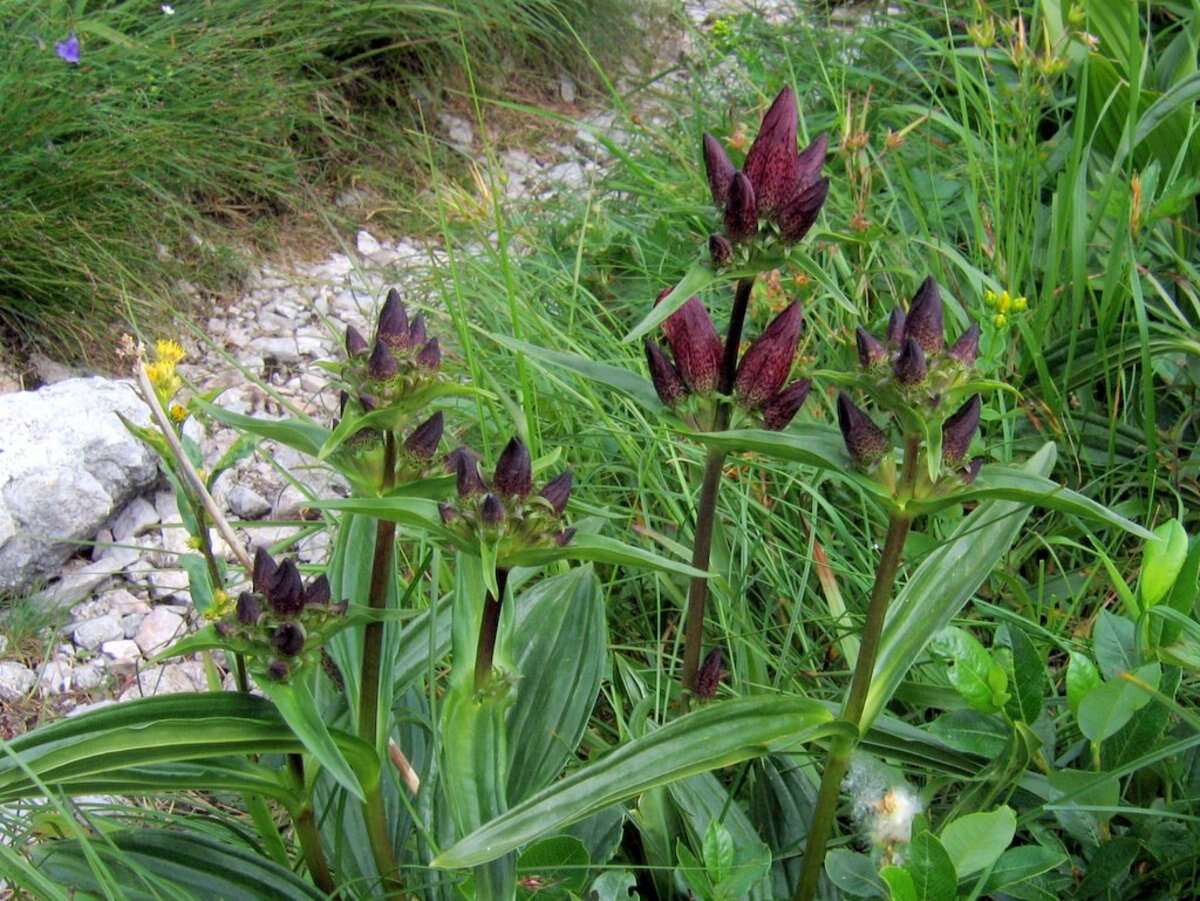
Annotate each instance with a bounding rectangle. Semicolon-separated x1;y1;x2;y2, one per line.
0;0;632;359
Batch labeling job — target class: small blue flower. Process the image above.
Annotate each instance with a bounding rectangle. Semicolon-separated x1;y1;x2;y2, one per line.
55;33;80;65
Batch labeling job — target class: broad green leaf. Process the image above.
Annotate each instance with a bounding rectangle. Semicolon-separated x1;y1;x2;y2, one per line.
193;398;329;457
826;849;887;898
1066;652;1102;715
623;259;719;342
929;626;1009;714
939;806;1016;878
926;710;1009;758
255;674;377;802
863;443;1055;727
879;865;917;901
1102;665;1180;769
1140;519;1188;608
750;755;817;897
979;845;1068;895
433;696;850;868
34;829;326;901
1161;537;1200;643
999;625;1046;724
1078;663;1161;742
588;870;638;901
516;835;590;898
507;567;607;803
906;832;957;901
0;694;373;804
1093;610;1138;680
670;773;772;900
908;465;1154;538
1076;836;1141;897
492;334;666;413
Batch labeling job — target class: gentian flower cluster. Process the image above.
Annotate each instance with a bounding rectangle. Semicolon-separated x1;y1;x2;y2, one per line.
215;548;346;681
837;277;985;488
439;437;574;553
703;87;830;266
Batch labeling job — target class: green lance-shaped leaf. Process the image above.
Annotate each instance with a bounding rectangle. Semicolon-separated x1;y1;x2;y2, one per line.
907;459;1154;537
0;693;373;803
860;444;1056;729
623;259;721;343
256;672;377;802
491;334;667;415
192;397;330;457
502;532;707;579
433;696;851;869
507;566;607;804
34;829;328;901
693;425;896;506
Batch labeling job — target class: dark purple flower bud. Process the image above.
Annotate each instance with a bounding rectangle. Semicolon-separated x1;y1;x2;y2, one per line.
236;591;262;626
893;337;928;386
795;133;829;188
694;647;725;700
762;378;811;430
404;412;444;460
743;87;799;216
417;337;441;369
555;527;576;547
539;471;573;516
338;390;349;419
408;314;427;347
438;502;458;525
734;302;804;408
645;340;688;407
702;133;736;207
215;622;234;638
359;393;379;412
947;323;980;366
837;393;889;467
480;494;505;526
330;601;349;616
447;446;486;497
345;325;369;357
252;547;277;595
776;177;828;244
942;395;982;465
267;660;290;681
378;289;409;345
494;437;533;497
724;172;759;242
304;574;331;607
961;457;985;484
855;327;887;369
886;306;906;346
661;297;723;394
903;276;944;353
267;559;305;616
368;341;398;380
709;233;733;269
271;622;306;657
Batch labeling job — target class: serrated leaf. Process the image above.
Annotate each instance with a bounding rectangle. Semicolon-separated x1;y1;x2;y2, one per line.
433;696;850;868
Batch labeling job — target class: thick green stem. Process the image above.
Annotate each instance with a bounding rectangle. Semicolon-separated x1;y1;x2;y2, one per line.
289;754;337;896
356;432;402;893
794;436;920;901
679;276;755;698
474;568;510;691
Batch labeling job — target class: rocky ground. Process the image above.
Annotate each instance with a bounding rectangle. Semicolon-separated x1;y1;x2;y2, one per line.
0;0;816;734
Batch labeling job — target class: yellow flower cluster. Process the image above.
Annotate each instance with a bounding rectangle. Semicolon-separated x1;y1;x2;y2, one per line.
145;338;185;408
983;288;1027;328
206;589;235;622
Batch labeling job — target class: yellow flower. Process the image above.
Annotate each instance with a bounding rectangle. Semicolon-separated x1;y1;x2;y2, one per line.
1012;296;1028;311
155;339;185;365
993;313;1008;328
206;589;235;621
169;403;188;423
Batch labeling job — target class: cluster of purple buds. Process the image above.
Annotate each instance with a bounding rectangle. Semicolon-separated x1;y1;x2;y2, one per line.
342;288;442;406
703;87;830;266
215;547;346;681
838;277;984;483
438;437;575;552
645;292;810;431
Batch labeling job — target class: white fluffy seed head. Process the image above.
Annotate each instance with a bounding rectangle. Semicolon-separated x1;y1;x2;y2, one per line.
844;755;922;860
